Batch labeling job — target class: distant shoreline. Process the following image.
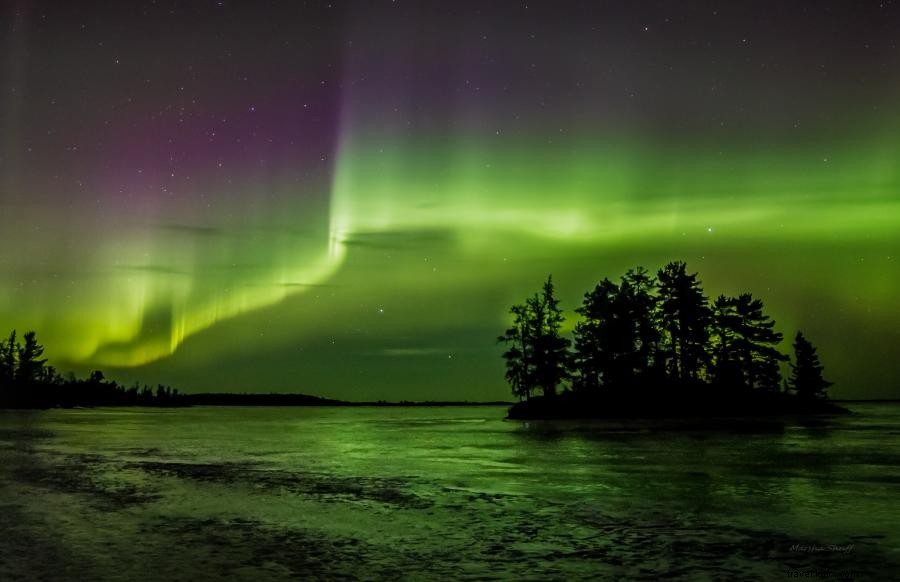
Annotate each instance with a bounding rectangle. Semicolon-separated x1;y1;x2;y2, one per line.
181;393;513;407
182;395;897;408
3;392;897;411
0;392;512;409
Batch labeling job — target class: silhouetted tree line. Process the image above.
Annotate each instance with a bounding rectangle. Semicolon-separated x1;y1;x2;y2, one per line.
0;330;184;409
499;262;833;415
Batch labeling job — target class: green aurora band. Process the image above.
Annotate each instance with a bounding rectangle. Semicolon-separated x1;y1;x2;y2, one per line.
4;122;899;399
1;2;899;400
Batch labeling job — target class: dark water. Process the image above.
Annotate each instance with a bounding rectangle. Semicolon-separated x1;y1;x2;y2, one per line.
1;404;898;580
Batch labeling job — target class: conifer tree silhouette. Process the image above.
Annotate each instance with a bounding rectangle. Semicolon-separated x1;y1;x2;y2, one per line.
656;262;711;383
789;332;833;400
498;275;570;399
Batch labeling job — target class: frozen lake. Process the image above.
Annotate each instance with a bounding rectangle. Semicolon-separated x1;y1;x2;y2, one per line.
1;404;898;580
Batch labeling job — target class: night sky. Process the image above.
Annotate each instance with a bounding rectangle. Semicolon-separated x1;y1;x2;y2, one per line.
1;1;899;400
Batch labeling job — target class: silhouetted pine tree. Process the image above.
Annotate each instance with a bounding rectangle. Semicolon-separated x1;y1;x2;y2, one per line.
710;295;744;388
621;267;662;382
656;262;711;383
789;332;832;400
498;303;536;400
711;294;787;391
498;276;570;399
733;294;786;391
15;331;47;385
573;278;622;391
573;268;660;391
530;276;571;398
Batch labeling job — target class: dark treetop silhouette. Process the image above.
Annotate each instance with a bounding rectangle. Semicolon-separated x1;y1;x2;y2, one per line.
499;261;846;419
0;329;184;408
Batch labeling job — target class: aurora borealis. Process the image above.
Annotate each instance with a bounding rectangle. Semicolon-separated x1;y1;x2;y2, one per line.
1;1;899;400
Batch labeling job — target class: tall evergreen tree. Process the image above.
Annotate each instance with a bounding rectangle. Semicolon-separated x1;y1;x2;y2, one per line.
573;268;660;391
656;262;711;383
710;295;743;388
711;294;787;390
498;303;537;400
498;275;570;399
530;276;571;398
621;267;661;380
15;331;47;385
573;278;623;391
732;294;786;391
789;332;832;400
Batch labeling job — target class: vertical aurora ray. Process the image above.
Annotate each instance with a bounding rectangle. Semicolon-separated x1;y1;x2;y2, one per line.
0;176;347;367
0;2;350;367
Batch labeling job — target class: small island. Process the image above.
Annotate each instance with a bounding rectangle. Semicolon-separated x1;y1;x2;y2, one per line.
499;261;847;420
